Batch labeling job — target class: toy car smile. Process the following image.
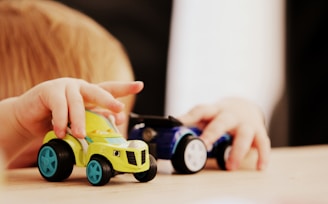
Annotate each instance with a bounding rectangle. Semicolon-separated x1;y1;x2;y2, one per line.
128;114;232;174
37;110;157;186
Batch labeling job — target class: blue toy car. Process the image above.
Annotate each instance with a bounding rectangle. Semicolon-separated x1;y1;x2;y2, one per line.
128;114;232;174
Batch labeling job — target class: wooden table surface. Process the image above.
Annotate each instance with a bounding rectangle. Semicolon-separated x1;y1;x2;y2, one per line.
1;145;328;203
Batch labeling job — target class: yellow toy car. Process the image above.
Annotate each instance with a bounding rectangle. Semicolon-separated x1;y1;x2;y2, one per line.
37;110;157;186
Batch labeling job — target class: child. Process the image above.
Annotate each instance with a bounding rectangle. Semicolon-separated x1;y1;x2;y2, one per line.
0;0;143;168
60;1;271;171
0;0;270;171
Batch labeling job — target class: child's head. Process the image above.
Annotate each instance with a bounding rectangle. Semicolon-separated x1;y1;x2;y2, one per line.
0;0;134;100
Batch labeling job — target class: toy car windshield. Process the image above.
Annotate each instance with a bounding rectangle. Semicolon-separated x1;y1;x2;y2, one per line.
129;113;183;128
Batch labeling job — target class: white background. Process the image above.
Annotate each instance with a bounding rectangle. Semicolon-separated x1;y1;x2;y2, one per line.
165;0;285;126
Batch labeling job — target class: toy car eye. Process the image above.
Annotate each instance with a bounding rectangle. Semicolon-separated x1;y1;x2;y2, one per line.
142;128;157;142
113;150;120;157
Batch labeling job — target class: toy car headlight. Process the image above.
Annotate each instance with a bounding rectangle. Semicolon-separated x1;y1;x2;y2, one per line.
128;140;143;148
142;128;157;142
113;150;120;157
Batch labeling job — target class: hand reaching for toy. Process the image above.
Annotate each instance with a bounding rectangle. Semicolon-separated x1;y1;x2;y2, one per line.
17;78;143;139
0;78;143;167
177;98;270;171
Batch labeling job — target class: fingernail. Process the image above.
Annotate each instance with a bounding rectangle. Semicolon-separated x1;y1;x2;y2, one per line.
74;127;86;138
226;160;237;171
258;162;267;171
54;128;66;139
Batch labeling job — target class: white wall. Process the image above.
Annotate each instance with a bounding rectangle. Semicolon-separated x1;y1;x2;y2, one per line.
165;0;285;125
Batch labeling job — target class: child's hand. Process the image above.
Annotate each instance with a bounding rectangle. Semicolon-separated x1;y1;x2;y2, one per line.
177;98;270;171
13;78;143;140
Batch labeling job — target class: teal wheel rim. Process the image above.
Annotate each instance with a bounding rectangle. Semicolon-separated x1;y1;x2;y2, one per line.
38;146;58;177
87;160;103;185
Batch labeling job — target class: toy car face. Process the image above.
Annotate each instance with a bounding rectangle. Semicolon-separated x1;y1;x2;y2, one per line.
37;110;157;186
128;114;232;174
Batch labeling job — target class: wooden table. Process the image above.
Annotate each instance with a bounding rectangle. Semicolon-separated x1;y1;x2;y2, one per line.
1;145;327;203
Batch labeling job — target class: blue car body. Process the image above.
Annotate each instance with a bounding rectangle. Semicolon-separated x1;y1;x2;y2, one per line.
128;114;232;171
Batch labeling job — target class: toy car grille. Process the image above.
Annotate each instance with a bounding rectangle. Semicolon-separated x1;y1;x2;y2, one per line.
126;151;137;165
141;150;146;164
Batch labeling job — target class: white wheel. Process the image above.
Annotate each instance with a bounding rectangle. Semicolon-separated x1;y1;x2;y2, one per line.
172;136;207;174
184;139;207;172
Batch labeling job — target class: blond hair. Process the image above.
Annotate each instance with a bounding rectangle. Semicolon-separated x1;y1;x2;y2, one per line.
0;0;134;99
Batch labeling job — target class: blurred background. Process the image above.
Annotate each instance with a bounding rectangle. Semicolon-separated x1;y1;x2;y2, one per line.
57;0;328;147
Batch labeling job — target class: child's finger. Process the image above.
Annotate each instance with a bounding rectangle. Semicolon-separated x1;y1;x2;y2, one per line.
80;83;124;113
44;87;69;139
254;128;271;170
177;104;216;126
66;84;86;138
199;112;237;150
225;124;254;171
88;108;126;125
98;81;144;98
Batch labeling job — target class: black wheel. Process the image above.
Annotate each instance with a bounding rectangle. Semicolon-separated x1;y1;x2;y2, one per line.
134;154;157;182
37;139;74;182
171;135;207;174
86;156;112;186
212;137;232;170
